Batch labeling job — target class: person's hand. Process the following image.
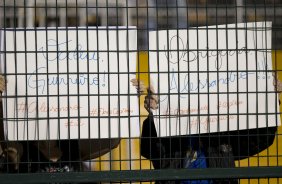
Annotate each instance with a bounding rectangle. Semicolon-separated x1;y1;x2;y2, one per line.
273;73;282;93
131;78;159;112
0;75;5;93
0;75;6;102
5;147;20;170
131;78;147;95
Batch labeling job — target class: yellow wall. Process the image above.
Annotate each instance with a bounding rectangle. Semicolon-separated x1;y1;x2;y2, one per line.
237;50;282;184
91;52;153;172
92;51;282;183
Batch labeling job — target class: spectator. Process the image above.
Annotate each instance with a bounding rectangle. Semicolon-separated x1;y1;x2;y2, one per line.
0;75;120;172
0;75;23;172
132;76;280;184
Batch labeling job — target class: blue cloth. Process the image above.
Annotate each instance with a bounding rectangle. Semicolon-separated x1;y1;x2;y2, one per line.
181;150;212;184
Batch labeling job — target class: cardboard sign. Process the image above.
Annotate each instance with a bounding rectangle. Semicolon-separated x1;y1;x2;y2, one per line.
0;27;139;140
149;22;280;137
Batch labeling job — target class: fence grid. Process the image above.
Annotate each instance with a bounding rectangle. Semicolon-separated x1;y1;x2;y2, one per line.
0;0;281;183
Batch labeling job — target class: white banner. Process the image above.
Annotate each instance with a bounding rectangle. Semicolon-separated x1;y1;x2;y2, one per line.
0;27;139;140
149;22;280;137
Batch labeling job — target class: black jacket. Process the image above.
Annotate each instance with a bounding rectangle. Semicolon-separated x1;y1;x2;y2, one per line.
141;113;277;169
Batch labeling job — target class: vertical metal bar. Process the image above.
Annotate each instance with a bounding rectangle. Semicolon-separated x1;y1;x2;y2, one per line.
244;0;251;167
43;0;51;169
235;0;241;167
146;0;154;171
75;0;82;171
65;0;71;167
95;0;102;171
105;0;112;171
115;0;121;171
85;0;91;171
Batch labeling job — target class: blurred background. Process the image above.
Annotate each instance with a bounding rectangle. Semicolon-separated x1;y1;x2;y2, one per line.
0;0;281;49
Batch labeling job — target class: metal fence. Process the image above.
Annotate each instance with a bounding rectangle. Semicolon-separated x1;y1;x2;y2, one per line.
0;0;282;183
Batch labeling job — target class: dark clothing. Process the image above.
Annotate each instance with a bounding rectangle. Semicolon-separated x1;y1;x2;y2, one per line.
141;113;277;184
141;114;277;164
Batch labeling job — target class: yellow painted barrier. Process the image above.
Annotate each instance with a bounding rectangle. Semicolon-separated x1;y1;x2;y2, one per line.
238;50;282;184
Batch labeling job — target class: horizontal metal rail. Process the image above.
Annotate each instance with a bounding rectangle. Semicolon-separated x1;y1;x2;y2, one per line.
0;167;282;184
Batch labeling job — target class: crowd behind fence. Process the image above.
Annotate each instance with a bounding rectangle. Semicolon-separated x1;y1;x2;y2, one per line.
0;0;282;184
